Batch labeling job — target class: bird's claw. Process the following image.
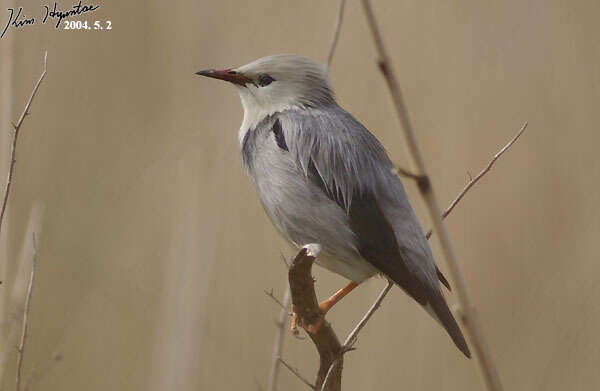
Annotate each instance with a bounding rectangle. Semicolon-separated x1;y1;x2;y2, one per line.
290;309;325;336
304;317;324;334
291;312;300;336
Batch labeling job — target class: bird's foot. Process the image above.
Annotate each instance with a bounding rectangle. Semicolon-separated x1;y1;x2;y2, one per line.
290;306;327;336
289;282;359;336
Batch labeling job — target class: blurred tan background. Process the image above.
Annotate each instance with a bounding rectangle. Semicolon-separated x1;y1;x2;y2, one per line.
1;0;599;389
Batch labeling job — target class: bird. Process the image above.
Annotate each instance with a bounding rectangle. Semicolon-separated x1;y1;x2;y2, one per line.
196;54;471;358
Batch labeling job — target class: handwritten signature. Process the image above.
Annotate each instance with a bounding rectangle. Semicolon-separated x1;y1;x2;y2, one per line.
1;0;100;39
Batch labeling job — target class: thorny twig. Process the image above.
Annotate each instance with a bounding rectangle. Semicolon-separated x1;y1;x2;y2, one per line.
266;252;293;391
425;122;528;239
267;286;291;391
0;52;47;236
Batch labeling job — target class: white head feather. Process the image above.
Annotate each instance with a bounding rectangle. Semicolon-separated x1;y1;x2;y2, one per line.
231;55;334;144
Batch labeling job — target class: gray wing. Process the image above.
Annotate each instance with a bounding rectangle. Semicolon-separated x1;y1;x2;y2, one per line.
279;105;471;358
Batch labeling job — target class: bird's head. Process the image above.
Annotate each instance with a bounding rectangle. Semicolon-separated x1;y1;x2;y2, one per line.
196;55;334;140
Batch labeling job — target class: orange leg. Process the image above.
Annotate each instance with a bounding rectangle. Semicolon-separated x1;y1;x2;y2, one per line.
290;281;359;335
318;281;358;315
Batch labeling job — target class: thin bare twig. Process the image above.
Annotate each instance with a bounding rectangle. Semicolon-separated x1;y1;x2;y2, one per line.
326;0;346;69
319;360;338;391
319;280;394;391
0;52;47;236
278;357;316;390
267;285;291;391
265;289;286;310
16;233;38;391
343;280;393;349
425;122;528;239
279;251;290;269
360;1;503;390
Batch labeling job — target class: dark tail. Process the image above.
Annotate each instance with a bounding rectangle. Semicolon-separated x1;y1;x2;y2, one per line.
429;295;471;358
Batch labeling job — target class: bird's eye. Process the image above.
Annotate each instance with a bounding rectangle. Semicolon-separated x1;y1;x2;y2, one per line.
257;74;275;87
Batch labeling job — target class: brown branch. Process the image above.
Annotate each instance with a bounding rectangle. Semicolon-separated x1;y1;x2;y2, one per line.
425;122;528;239
288;245;343;391
326;0;346;70
267;285;291;391
16;233;38;391
360;1;504;390
0;52;47;236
